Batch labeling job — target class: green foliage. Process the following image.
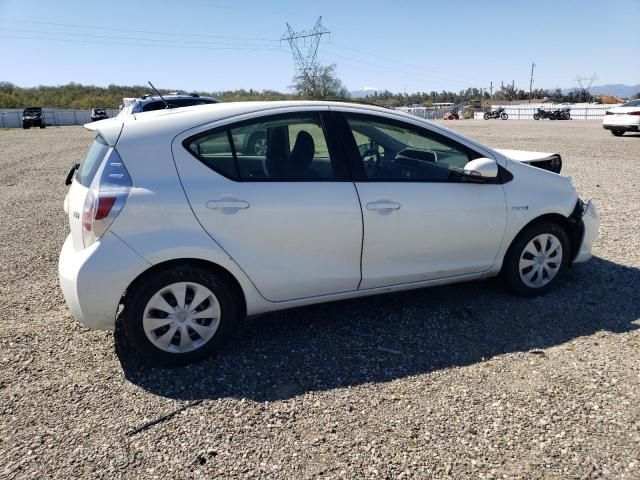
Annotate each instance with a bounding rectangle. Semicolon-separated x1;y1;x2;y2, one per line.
0;81;298;109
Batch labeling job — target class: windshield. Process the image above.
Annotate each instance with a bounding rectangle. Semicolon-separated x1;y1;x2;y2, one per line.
621;99;640;107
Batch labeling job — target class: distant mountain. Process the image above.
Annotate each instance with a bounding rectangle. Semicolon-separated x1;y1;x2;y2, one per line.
349;87;381;98
560;84;640;98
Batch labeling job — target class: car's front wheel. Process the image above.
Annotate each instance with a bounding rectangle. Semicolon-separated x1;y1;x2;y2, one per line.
123;265;239;365
611;130;624;136
502;221;569;297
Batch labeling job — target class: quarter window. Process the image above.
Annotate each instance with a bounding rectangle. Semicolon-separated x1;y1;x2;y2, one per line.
345;115;478;181
185;114;336;181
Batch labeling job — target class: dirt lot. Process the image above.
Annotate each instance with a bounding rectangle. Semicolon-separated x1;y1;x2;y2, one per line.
1;120;639;479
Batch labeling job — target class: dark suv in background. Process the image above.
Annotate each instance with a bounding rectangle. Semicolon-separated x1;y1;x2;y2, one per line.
22;107;45;129
90;108;109;122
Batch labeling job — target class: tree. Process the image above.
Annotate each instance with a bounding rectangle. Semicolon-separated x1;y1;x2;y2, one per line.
292;64;349;100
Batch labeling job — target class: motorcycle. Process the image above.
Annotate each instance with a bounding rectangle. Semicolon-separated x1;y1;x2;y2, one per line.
484;107;508;120
534;106;571;120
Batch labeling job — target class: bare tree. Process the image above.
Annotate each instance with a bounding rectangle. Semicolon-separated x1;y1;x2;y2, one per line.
292;64;349;100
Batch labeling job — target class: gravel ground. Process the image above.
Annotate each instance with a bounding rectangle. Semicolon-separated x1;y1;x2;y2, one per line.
1;120;639;479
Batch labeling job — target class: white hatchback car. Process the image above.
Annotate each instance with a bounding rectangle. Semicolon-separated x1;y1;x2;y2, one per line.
59;101;599;365
602;99;640;136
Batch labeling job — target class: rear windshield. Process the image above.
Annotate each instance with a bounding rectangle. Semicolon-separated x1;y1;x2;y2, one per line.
76;135;109;187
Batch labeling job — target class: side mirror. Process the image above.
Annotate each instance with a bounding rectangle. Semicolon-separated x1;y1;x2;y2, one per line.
463;157;498;179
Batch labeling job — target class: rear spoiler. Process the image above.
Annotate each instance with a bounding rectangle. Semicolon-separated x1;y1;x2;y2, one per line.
83;119;124;147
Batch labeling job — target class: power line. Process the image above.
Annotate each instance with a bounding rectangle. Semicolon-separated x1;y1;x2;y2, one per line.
0;34;283;52
0;19;280;43
0;27;282;48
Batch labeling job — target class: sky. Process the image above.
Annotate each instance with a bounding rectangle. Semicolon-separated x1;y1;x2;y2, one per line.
0;0;638;93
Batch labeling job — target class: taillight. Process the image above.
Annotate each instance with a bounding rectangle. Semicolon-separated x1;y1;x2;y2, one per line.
95;197;117;220
627;111;640;116
605;111;614;115
82;148;131;247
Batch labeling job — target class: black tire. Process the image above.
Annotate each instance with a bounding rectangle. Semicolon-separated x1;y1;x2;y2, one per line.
611;130;624;137
39;122;46;129
483;112;491;120
533;113;541;120
123;265;240;366
22;122;29;129
501;113;508;120
549;117;556;120
246;131;267;155
502;221;570;297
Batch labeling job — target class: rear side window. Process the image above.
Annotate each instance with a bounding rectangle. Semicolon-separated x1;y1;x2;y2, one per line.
77;135;109;187
184;113;339;181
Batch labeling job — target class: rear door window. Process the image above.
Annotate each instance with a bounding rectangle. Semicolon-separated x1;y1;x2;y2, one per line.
76;135;109;187
184;113;344;181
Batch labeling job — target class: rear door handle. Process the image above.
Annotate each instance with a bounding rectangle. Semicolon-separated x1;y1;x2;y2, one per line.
366;200;401;211
206;199;250;210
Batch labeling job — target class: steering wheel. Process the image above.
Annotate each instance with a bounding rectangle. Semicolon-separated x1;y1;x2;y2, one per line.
358;142;381;176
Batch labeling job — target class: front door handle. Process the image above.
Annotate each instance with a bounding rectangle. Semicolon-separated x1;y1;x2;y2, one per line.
366;200;401;211
206;199;250;210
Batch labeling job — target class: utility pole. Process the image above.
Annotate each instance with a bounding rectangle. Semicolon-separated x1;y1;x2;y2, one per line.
529;62;536;103
490;81;493;100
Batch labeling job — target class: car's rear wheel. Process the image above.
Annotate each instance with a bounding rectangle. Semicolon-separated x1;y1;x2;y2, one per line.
502;221;569;297
123;265;239;365
611;130;624;136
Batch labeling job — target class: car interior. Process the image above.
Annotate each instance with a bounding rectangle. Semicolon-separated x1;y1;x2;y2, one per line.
347;118;473;181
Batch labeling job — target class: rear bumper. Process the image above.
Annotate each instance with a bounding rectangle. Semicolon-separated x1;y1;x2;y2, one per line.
602;124;639;132
58;232;150;331
574;200;599;264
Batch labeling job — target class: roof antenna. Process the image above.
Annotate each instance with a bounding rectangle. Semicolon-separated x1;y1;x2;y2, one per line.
148;81;172;109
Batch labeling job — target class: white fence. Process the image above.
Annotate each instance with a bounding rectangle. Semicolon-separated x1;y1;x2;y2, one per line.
472;103;620;120
0;109;120;128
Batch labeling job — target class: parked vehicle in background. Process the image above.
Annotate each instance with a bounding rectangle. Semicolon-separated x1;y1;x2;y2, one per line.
602;99;640;136
90;108;109;122
117;93;220;116
484;107;508;120
59;101;599;365
116;93;267;155
534;106;571;121
22;107;45;129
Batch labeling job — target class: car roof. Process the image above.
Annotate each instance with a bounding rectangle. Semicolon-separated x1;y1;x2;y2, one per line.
87;100;486;153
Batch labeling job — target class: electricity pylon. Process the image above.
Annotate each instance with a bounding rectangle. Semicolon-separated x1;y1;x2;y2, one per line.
281;17;330;76
574;74;599;102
